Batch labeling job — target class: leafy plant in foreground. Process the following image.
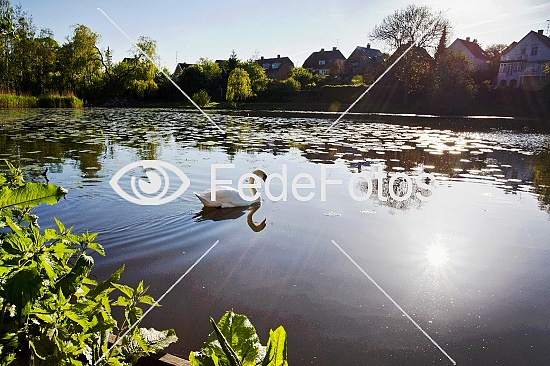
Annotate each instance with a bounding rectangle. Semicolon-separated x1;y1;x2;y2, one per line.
189;310;288;366
0;161;177;365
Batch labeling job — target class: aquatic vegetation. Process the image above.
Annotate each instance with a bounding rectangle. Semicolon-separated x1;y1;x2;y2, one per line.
0;161;177;365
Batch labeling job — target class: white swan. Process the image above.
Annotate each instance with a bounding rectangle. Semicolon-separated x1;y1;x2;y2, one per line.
194;169;268;208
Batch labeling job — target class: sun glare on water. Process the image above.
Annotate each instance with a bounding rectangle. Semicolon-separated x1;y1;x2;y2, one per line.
426;244;450;268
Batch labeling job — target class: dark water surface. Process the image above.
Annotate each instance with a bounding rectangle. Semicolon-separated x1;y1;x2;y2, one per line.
1;108;550;365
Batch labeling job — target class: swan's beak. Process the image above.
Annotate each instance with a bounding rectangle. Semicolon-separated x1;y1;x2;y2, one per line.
262;173;267;182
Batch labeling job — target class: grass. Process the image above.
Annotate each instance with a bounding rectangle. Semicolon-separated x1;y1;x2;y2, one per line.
0;93;84;108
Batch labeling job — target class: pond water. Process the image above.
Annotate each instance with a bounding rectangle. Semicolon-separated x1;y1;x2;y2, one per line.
1;108;550;365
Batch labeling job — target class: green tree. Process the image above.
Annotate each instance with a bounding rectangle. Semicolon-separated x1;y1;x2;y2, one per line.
431;52;477;110
58;24;103;98
223;49;239;75
98;36;159;98
388;44;435;104
198;58;222;99
239;60;267;95
290;67;316;89
33;28;59;94
226;67;252;101
125;35;159;97
178;64;207;96
435;25;447;62
3;3;37;93
0;0;15;91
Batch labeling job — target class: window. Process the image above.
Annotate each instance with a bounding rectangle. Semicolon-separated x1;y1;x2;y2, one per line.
262;63;270;70
510;79;517;87
513;63;522;73
319;60;325;65
531;46;538;56
352;62;358;66
520;47;526;55
506;63;513;75
271;62;281;69
499;64;505;73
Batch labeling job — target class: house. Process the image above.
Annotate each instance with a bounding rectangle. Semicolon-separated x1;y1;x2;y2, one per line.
171;62;194;79
345;44;383;77
302;47;346;77
447;37;490;71
256;55;294;80
497;30;550;88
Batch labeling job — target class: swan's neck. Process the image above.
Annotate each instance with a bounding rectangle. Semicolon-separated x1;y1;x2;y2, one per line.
249;176;258;197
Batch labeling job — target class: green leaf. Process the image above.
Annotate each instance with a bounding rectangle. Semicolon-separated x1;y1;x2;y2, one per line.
87;266;124;300
55;217;65;233
112;283;134;298
66;310;90;330
87;242;105;256
118;328;178;364
210;316;242;366
0;183;67;209
112;296;131;307
39;252;57;281
137;295;157;306
126;306;143;327
4;216;23;237
1;268;42;316
54;254;94;297
262;327;288;366
196;311;263;366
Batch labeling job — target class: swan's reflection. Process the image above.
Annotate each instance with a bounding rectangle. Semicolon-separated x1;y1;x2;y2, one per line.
193;203;267;232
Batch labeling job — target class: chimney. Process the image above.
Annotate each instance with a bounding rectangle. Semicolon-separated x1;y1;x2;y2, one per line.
367;43;370;49
260;56;264;59
277;54;280;58
333;46;337;51
473;39;478;43
320;48;324;52
538;29;544;34
466;37;470;42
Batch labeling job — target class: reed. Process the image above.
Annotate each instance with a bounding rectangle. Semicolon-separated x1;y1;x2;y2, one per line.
0;93;83;108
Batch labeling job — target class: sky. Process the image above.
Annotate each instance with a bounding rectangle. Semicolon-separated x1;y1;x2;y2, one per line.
17;0;550;73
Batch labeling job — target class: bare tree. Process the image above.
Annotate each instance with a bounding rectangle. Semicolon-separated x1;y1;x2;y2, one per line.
370;5;450;53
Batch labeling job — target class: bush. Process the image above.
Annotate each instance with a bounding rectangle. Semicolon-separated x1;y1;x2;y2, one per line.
0;161;177;365
351;75;365;86
192;90;211;107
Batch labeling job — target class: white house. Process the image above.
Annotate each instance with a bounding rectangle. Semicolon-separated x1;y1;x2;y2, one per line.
497;30;550;88
447;37;490;71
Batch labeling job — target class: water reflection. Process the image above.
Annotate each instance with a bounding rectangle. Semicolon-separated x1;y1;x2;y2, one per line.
193;203;266;232
425;243;450;268
532;146;550;214
1;109;550;214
